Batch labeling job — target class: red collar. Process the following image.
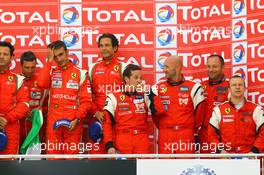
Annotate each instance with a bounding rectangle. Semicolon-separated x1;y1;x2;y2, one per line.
167;76;185;86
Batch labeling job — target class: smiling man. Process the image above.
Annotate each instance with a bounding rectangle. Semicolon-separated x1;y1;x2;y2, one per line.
103;64;159;154
151;55;206;154
88;33;126;154
200;54;229;153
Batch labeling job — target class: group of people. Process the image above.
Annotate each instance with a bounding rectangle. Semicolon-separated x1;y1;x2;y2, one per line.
0;32;263;158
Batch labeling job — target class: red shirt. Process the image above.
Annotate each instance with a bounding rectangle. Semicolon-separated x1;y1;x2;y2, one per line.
201;77;229;128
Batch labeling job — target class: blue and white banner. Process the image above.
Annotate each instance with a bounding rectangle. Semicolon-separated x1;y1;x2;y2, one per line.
137;159;260;175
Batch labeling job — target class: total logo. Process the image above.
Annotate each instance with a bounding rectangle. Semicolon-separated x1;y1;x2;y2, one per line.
232;42;247;65
0;32;51;47
233;66;248;90
247;18;264;35
177;51;230;68
248;43;264;58
177;4;230;21
156;27;177;48
232;66;248;84
82;7;153;23
0;9;57;24
249;0;264;11
248;66;264;83
85;32;153;47
232;18;247;41
180;27;231;44
68;51;82;68
156;3;177;25
61;28;82;49
156;50;176;72
248;91;264;106
61;5;82;26
232;0;247;17
84;54;153;70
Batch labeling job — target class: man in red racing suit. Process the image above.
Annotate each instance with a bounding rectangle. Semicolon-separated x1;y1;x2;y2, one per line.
103;64;163;154
200;54;229;153
208;75;264;154
19;51;48;148
88;33;125;154
0;41;30;155
151;55;206;154
38;40;92;155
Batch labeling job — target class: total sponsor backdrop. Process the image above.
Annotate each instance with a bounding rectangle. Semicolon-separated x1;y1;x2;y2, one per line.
1;0;264;153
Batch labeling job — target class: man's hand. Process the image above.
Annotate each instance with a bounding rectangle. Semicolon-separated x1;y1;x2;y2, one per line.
107;147;116;154
69;118;79;131
0;117;7;130
47;48;54;63
94;111;105;124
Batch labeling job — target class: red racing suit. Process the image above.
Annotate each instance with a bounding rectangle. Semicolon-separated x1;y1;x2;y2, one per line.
208;100;264;153
103;91;162;154
20;73;49;146
37;61;92;155
88;57;125;154
151;77;206;154
0;70;29;155
200;77;229;153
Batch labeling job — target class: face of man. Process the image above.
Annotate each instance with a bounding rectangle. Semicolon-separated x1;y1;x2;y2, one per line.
124;70;142;92
99;38;117;61
21;60;36;78
207;56;224;81
53;47;68;68
0;46;12;68
229;77;245;99
163;58;181;80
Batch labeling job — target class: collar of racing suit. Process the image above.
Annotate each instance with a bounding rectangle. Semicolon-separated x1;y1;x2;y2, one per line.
103;57;118;65
228;98;247;109
0;68;10;74
209;75;226;86
21;72;37;80
56;61;73;71
167;76;185;86
123;91;143;97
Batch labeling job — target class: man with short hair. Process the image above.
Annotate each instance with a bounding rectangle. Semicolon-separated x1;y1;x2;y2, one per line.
38;40;92;155
151;55;206;154
0;41;30;155
208;75;264;153
103;64;162;154
19;51;48;150
200;54;229;153
88;33;126;154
